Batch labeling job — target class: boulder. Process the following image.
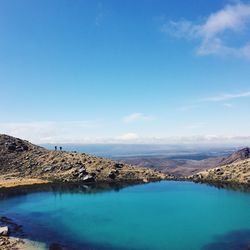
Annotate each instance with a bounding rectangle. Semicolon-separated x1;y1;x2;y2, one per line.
78;173;84;178
78;167;86;174
63;165;72;170
109;169;119;179
22;144;28;150
114;163;123;169
4;141;28;152
109;172;116;179
82;174;95;182
5;142;16;151
90;172;97;177
43;166;53;172
0;226;9;236
16;146;25;152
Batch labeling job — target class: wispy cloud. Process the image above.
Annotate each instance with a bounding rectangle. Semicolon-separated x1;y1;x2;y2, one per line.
123;113;154;123
179;91;249;111
161;2;250;58
201;91;250;102
95;2;105;26
111;135;250;145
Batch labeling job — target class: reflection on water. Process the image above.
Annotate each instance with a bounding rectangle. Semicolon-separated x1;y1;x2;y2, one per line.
1;180;250;201
0;182;137;200
203;229;250;250
192;180;250;193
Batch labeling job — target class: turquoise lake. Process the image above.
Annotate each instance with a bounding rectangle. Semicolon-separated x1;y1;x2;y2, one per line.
0;181;250;250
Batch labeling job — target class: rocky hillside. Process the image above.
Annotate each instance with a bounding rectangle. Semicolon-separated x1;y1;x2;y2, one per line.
180;147;250;176
0;134;169;188
191;158;250;185
217;147;250;165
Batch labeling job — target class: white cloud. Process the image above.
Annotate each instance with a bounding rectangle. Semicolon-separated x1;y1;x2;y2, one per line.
116;133;139;141
201;91;250;102
0;121;100;144
123;113;153;123
1;122;250;145
162;2;250;58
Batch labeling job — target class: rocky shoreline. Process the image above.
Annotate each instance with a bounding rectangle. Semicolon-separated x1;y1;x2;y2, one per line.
0;217;23;250
190;158;250;186
0;178;50;189
0;216;46;250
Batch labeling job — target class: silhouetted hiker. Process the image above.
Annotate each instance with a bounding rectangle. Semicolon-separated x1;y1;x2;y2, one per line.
55;146;57;151
59;146;62;151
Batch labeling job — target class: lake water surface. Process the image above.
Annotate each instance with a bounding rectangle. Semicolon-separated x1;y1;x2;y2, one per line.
0;181;250;250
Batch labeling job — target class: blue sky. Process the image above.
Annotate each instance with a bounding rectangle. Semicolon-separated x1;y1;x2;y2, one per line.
1;0;250;144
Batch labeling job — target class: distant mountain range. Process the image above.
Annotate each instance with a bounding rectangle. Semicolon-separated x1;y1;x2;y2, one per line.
116;148;250;176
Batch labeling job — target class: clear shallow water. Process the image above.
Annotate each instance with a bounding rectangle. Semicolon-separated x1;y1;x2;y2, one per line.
0;181;250;250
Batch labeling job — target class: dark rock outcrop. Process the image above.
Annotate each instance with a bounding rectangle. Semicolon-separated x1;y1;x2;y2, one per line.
0;226;8;236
